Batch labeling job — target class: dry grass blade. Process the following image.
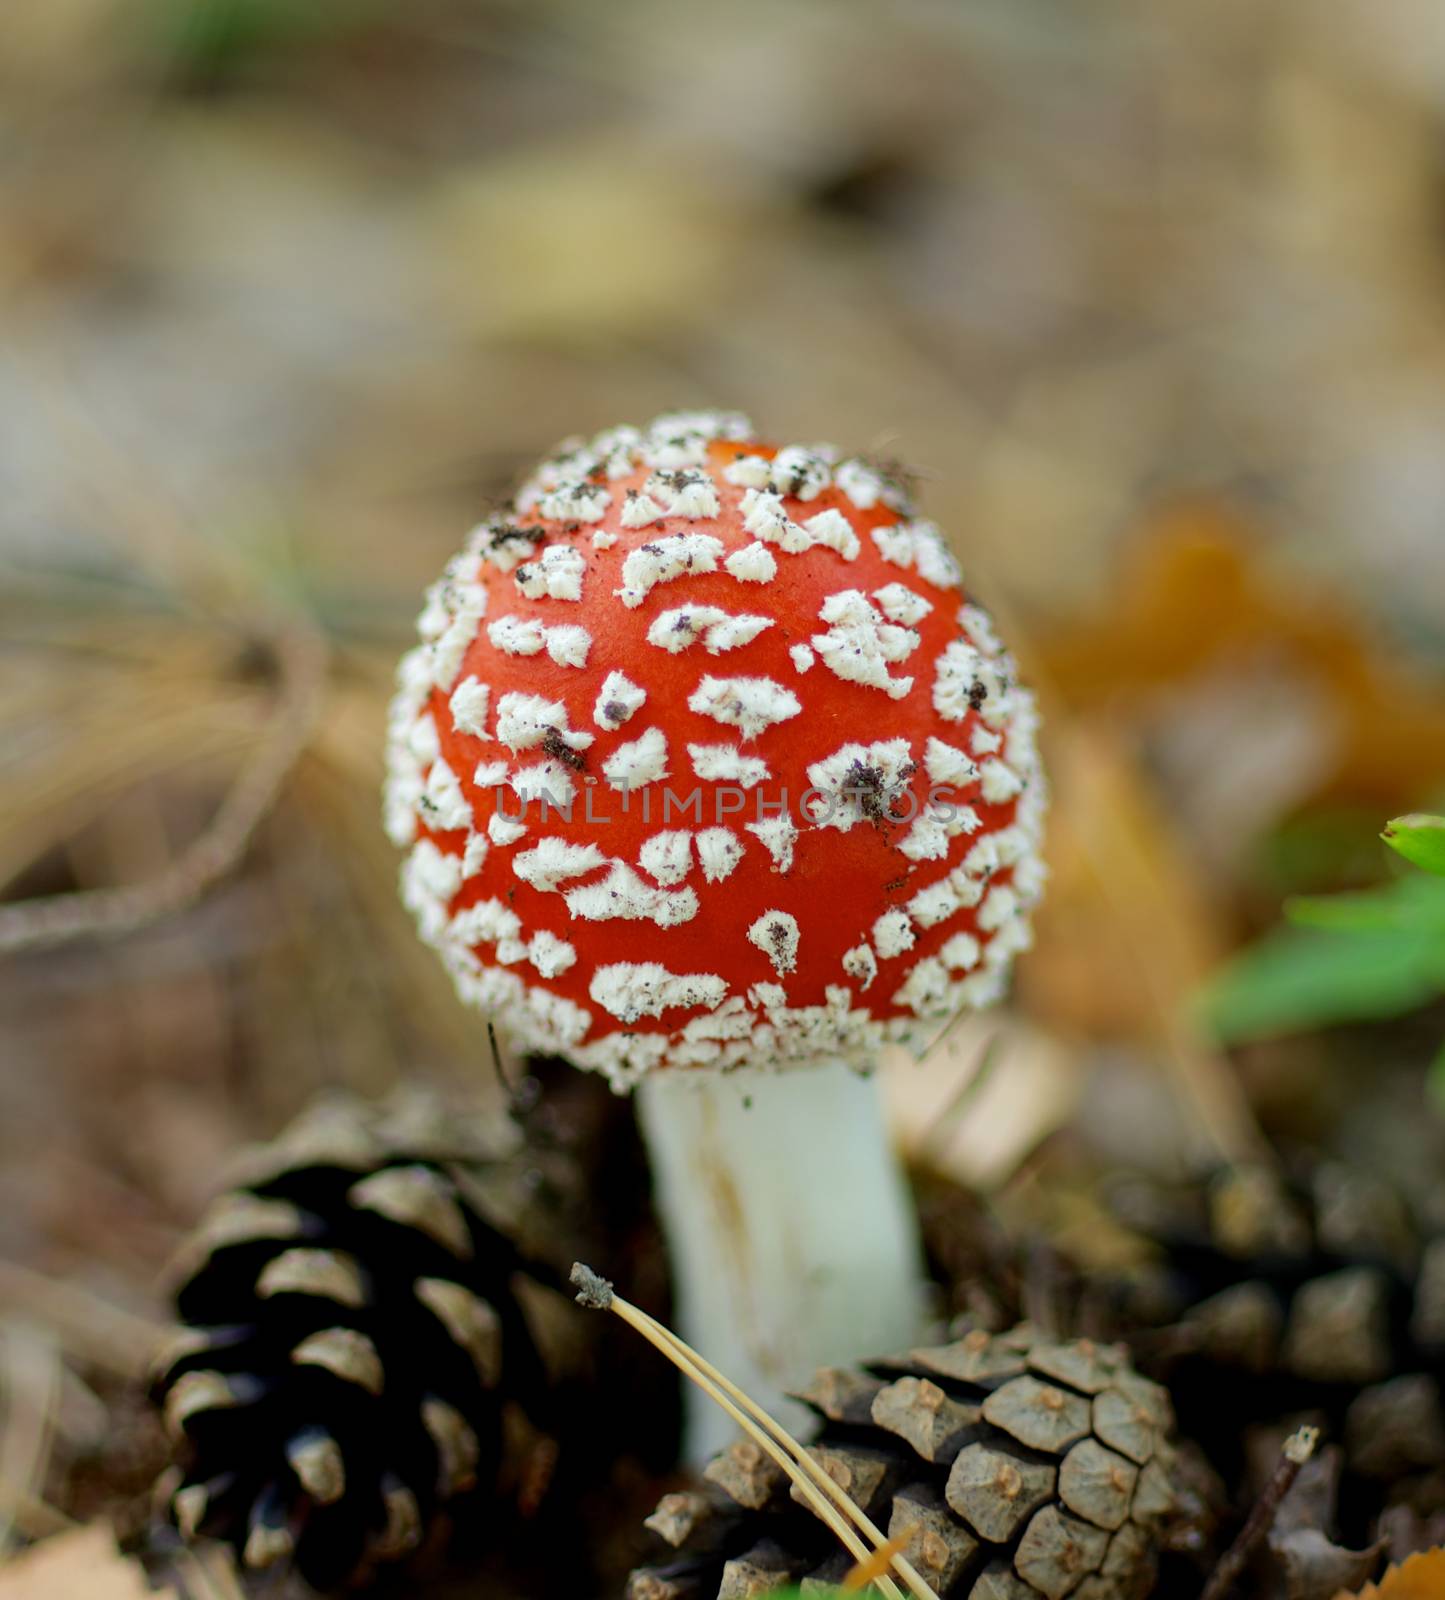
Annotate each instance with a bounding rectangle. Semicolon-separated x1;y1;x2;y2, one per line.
0;1325;62;1562
0;693;258;896
0;1261;166;1378
0;620;327;956
570;1265;942;1600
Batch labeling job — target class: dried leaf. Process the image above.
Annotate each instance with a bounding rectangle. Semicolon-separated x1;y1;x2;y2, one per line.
883;1014;1076;1191
1276;1528;1385;1600
1016;724;1262;1162
1266;1446;1384;1600
1039;509;1445;810
426;138;758;343
1018;723;1227;1038
1331;1546;1445;1600
0;1526;172;1600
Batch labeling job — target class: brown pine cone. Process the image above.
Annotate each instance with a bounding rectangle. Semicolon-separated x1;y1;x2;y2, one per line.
151;1089;588;1590
1107;1160;1445;1550
628;1324;1186;1600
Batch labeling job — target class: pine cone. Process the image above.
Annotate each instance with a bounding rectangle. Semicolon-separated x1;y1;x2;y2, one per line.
1107;1161;1445;1541
628;1325;1183;1600
151;1090;582;1590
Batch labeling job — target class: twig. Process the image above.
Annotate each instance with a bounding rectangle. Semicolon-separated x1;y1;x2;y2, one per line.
1200;1425;1319;1600
0;1257;167;1376
570;1264;941;1600
0;618;326;956
1019;1241;1066;1341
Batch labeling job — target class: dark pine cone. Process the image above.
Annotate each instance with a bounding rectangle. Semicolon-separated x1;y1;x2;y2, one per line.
1107;1160;1445;1547
629;1324;1184;1600
151;1090;582;1590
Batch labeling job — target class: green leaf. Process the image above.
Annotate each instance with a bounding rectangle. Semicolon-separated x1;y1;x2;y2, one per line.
144;0;378;85
1428;1038;1445;1117
1252;805;1396;899
1286;873;1445;934
1202;922;1445;1043
1383;813;1445;878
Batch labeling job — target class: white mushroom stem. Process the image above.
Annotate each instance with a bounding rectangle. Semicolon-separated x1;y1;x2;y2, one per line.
635;1060;926;1462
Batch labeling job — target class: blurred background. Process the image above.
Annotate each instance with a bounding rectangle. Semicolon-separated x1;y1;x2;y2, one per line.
3;0;1445;1577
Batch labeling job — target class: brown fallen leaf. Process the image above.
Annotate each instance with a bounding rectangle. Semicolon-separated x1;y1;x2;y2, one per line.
1279;1529;1386;1600
1020;721;1226;1036
1039;502;1445;810
1334;1547;1445;1600
883;1012;1077;1191
1266;1444;1384;1600
0;1525;171;1600
1017;722;1264;1163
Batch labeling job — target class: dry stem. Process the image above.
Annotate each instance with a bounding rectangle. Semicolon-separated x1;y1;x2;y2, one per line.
1200;1424;1320;1600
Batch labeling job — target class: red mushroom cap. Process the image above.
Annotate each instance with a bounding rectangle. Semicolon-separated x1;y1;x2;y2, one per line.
385;411;1045;1090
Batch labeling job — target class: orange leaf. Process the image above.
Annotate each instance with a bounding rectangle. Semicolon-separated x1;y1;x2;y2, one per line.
1038;501;1445;810
1016;721;1264;1160
1333;1547;1445;1600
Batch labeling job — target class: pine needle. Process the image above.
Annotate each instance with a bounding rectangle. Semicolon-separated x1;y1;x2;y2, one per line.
570;1264;942;1600
639;1311;939;1600
0;618;326;955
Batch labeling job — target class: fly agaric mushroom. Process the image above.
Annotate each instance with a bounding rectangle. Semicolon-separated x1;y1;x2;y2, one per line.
384;411;1046;1456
